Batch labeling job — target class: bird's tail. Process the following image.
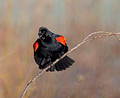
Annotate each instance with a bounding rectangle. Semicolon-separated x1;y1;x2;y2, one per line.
47;56;74;72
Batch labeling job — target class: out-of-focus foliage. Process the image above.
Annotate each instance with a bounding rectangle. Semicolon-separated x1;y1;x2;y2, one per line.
0;0;120;98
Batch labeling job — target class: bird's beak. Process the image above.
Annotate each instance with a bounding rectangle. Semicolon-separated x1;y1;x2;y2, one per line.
38;32;44;38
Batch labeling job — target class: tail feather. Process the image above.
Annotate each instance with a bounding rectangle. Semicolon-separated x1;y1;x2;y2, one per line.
55;63;60;71
58;60;66;70
64;59;71;67
65;56;74;65
62;57;69;68
56;61;62;71
54;56;74;71
46;56;74;72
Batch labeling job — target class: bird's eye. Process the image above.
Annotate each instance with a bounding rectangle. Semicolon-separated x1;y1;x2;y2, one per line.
41;29;47;33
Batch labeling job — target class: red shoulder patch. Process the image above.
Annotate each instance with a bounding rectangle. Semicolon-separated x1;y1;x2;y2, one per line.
33;42;39;52
55;36;66;46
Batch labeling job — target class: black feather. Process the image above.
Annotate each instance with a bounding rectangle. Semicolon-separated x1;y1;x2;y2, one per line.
47;56;74;72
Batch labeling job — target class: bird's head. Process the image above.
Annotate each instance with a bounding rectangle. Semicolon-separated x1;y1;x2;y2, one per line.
33;27;53;52
38;27;52;40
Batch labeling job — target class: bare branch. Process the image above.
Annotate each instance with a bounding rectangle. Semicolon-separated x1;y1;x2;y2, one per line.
20;31;120;98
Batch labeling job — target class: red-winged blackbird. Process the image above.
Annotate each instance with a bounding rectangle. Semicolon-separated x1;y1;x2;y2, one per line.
33;27;74;72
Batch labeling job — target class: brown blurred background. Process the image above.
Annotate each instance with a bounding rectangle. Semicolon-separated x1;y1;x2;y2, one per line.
0;0;120;98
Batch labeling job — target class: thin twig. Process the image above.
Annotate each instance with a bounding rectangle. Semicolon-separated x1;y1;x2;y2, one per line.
20;31;120;98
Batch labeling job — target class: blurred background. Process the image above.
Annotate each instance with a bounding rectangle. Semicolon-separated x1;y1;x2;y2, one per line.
0;0;120;98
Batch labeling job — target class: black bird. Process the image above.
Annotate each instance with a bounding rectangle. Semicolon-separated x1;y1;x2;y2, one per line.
33;27;74;72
